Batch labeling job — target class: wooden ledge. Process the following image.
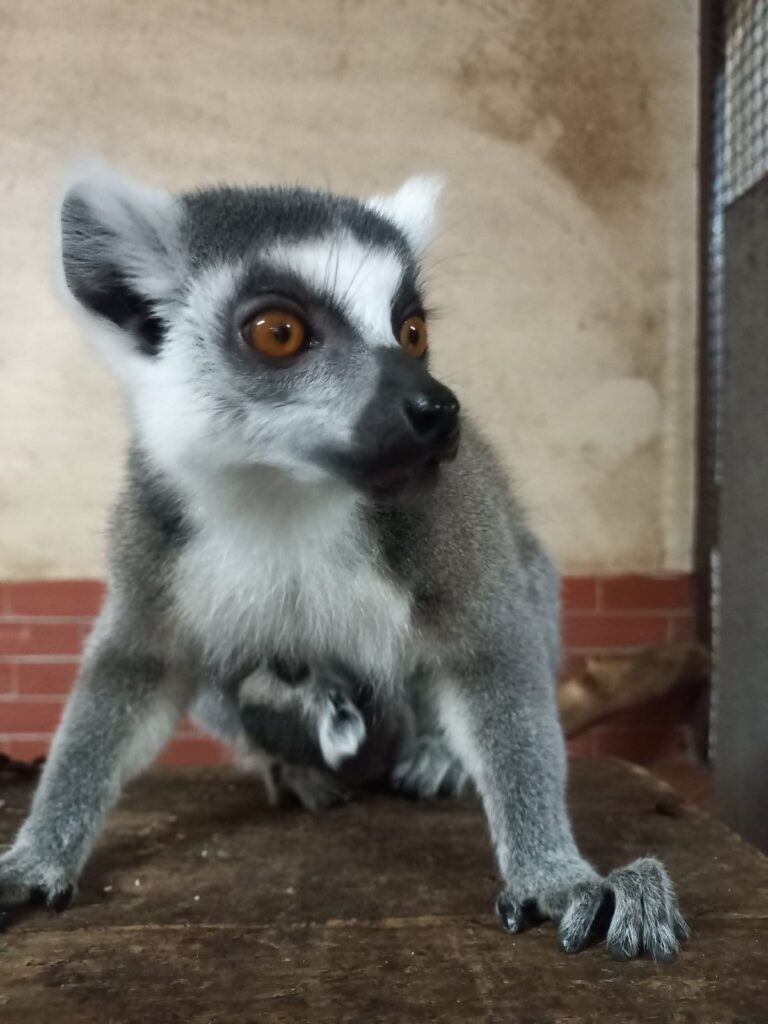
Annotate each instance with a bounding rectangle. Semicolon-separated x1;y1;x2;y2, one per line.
1;760;766;1022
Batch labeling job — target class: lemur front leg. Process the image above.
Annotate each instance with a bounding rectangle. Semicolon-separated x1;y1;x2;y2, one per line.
435;638;689;961
0;610;194;912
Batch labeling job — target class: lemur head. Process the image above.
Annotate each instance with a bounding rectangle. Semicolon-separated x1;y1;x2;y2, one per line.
60;164;460;498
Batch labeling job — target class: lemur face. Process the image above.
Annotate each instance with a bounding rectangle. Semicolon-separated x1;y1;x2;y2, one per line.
60;167;460;495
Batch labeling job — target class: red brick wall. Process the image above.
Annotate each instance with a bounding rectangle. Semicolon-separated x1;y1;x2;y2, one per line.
560;574;695;760
0;575;694;767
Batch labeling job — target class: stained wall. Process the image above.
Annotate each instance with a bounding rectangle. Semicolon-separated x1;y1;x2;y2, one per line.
0;0;698;577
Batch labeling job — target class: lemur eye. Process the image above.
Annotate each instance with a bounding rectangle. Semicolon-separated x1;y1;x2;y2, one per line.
243;309;306;358
398;315;428;358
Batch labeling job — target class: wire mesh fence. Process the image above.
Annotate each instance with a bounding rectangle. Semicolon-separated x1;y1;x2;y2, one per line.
724;0;768;203
703;0;768;759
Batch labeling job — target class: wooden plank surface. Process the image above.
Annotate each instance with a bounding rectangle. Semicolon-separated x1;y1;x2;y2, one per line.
1;759;766;1023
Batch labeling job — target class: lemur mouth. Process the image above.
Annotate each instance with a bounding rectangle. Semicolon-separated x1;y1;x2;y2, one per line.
320;426;460;499
366;436;460;498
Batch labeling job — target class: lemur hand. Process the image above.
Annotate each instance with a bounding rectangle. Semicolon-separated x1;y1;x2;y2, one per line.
0;842;75;925
496;856;689;961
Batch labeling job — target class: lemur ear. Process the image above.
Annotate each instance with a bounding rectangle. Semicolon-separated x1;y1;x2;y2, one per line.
60;162;185;356
366;175;444;255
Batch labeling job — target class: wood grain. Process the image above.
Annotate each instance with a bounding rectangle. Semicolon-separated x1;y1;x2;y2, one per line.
1;760;766;1023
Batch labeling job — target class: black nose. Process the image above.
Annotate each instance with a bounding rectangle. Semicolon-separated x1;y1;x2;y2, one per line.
403;386;460;442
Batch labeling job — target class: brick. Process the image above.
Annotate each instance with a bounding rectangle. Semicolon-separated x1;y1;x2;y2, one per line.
0;622;85;657
591;725;689;765
596;686;699;731
668;614;695;642
157;736;231;766
561;577;598;611
16;661;79;695
0;698;66;733
0;737;51;761
563;614;669;649
0;662;15;694
600;574;693;611
3;580;105;617
558;652;592;681
566;732;595;757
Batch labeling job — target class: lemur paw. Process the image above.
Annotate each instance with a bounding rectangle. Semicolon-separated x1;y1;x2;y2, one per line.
598;858;690;961
391;735;471;799
0;844;75;921
496;857;689;962
278;764;353;813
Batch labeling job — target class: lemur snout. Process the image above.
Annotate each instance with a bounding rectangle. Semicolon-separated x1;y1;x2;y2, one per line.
403;383;460;451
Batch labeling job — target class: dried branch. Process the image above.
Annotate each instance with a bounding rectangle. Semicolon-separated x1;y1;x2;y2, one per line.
558;642;710;736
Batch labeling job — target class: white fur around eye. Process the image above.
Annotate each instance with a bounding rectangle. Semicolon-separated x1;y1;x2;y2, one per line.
269;233;406;346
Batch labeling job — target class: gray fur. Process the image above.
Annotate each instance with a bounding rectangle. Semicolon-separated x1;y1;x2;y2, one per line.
391;734;471;798
0;164;688;960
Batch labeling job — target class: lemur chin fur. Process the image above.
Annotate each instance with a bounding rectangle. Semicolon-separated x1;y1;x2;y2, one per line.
0;163;688;960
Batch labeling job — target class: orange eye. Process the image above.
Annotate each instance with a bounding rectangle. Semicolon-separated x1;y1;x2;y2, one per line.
244;309;306;358
398;315;428;358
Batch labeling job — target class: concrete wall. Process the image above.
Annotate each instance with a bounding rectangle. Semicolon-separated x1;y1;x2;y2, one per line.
0;0;698;579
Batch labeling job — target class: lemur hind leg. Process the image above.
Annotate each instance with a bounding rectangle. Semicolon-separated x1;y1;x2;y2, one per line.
390;677;471;799
391;733;471;799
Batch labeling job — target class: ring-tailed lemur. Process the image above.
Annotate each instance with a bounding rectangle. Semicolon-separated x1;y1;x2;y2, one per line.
0;164;688;959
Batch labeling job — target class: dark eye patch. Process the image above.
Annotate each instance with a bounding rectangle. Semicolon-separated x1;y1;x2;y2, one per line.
231;264;354;345
269;656;310;686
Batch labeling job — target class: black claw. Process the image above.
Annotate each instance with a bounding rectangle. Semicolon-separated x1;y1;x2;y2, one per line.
28;887;48;907
520;898;547;926
0;906;26;933
399;787;421;802
558;931;585;955
644;921;682;963
559;903;605;954
608;941;636;961
436;775;458;798
496;892;524;933
391;777;421;800
49;886;74;913
648;943;678;964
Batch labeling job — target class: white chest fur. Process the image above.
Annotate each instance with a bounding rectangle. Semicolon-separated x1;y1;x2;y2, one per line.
173;476;413;685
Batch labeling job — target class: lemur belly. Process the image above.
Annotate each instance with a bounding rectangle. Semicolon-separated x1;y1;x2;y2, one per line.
173;497;413;687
